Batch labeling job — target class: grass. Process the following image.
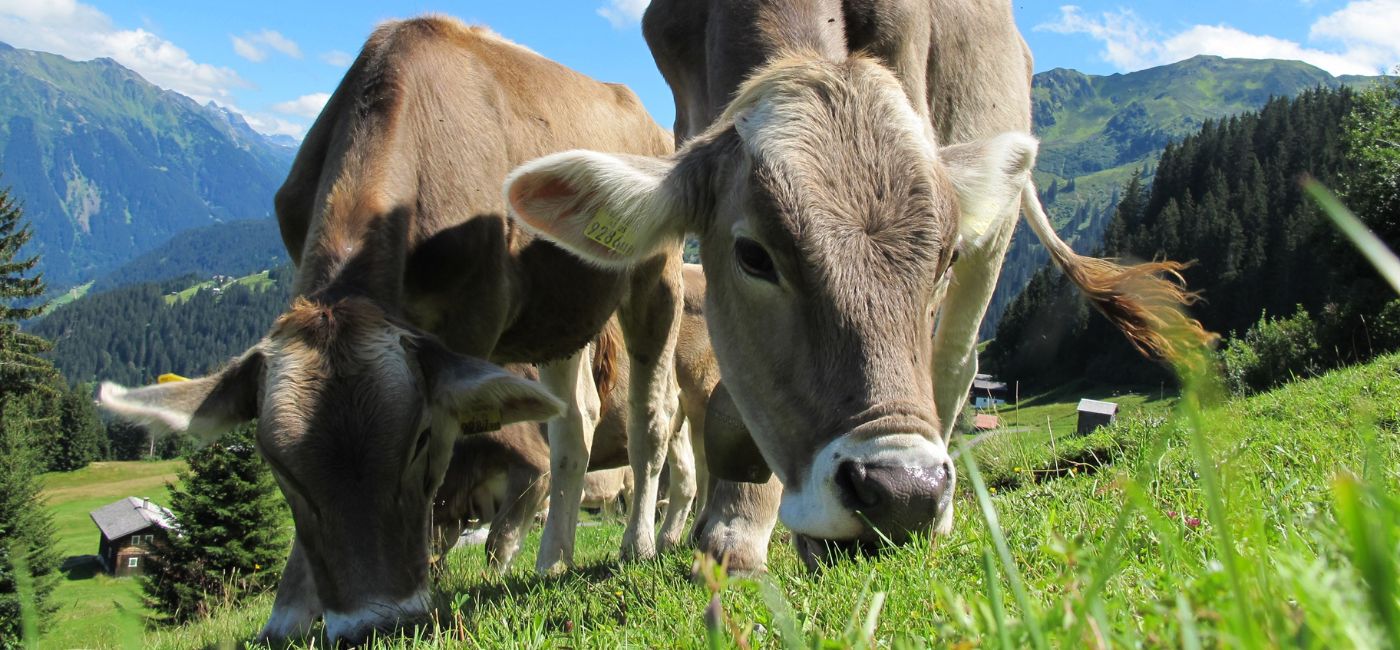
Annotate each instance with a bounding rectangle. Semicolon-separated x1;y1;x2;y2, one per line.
38;460;184;650
125;352;1400;649
164;270;274;305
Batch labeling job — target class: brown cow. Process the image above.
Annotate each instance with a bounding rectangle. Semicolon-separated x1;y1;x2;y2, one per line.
98;17;680;643
503;0;1206;571
434;267;718;569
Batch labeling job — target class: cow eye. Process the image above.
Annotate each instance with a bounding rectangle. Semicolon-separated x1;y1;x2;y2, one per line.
734;237;778;283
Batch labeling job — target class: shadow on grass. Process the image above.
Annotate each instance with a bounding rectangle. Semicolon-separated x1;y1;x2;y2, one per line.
61;555;103;580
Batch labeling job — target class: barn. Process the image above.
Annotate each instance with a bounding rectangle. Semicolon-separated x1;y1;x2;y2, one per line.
1076;399;1119;434
89;497;177;577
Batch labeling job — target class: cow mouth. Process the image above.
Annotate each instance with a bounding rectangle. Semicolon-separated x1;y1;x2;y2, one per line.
790;531;896;571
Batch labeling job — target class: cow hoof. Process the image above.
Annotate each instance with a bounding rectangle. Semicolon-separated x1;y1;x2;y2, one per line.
693;524;768;575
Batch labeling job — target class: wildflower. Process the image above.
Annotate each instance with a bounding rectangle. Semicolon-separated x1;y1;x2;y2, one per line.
989;486;998;494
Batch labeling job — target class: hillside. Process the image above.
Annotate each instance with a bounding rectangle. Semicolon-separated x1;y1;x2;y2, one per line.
38;461;184;650
138;352;1400;648
985;56;1382;338
0;41;293;288
92;218;288;292
34;267;293;386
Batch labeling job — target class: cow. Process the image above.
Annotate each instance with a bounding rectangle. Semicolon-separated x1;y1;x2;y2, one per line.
433;267;719;569
502;0;1208;572
96;16;680;643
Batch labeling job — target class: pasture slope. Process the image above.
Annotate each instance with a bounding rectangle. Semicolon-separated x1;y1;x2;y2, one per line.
38;460;183;650
69;354;1400;648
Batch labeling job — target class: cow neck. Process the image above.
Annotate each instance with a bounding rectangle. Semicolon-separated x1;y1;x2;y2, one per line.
293;208;409;312
700;0;848;128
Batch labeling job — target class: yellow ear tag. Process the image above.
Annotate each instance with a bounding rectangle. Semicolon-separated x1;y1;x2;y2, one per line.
460;405;503;435
583;208;638;256
157;373;190;384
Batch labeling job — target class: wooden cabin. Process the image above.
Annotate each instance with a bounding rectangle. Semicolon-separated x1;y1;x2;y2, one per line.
89;497;176;577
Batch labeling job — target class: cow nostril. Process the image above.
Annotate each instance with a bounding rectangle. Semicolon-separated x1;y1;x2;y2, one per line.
836;459;880;508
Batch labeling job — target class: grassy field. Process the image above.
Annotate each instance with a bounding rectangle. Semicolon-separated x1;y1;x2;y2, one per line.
122;352;1400;649
39;460;184;650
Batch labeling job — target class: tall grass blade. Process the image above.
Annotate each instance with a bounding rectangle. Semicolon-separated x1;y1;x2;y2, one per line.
982;549;1013;650
1333;472;1400;648
958;437;1048;650
13;542;38;649
1303;178;1400;294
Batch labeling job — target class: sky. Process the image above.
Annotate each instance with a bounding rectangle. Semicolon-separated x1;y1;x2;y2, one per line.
0;0;1396;139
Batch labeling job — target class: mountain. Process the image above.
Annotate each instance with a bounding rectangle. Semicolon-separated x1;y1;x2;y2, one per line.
0;41;294;288
983;55;1383;339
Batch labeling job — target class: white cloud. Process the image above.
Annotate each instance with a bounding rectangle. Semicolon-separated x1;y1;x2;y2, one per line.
231;35;264;62
1036;2;1400;76
320;49;353;67
597;0;649;29
230;29;302;63
241;111;305;139
0;0;246;104
271;92;330;119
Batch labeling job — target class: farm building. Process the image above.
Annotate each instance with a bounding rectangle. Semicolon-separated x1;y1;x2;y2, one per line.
1077;399;1119;434
970;374;1010;409
89;497;177;577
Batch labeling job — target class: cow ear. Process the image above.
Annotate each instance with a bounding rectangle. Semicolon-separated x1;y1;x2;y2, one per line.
942;132;1038;249
704;382;772;483
505;151;687;268
416;340;564;434
98;350;263;444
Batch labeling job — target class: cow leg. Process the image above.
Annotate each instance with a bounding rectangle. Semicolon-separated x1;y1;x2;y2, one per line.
256;541;322;642
657;416;697;550
618;254;683;561
535;347;600;574
690;476;782;574
930;210;1018;534
485;465;549;572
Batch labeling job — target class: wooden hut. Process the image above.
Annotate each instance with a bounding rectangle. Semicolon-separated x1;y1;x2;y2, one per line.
90;497;176;577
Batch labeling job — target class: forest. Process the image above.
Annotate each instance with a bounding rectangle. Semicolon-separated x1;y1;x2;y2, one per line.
987;81;1400;390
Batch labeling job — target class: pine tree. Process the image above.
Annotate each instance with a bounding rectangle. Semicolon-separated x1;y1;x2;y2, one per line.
0;184;61;643
0;398;60;645
0;187;56;402
143;424;289;623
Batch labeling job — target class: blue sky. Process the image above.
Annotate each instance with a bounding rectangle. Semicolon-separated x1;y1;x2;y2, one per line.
0;1;1396;138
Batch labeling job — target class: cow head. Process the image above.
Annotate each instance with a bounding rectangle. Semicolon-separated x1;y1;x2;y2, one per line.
504;55;1034;551
98;296;561;642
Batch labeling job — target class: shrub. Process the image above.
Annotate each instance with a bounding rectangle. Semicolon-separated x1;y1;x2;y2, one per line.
142;425;289;623
1222;305;1321;395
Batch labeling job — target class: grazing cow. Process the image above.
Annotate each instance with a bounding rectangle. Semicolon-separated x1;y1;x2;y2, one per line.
97;16;679;643
503;0;1207;571
433;272;718;568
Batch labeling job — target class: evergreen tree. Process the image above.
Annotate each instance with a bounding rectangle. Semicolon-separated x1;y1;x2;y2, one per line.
0;183;61;642
0;398;60;645
143;425;289;623
105;421;149;461
0;187;56;402
38;382;106;472
987;86;1393;387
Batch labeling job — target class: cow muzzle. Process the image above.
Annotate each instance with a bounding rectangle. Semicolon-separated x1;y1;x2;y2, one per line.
323;589;431;645
779;432;954;546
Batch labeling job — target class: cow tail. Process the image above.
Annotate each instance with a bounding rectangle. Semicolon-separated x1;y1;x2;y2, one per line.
590;319;623;415
1019;179;1215;365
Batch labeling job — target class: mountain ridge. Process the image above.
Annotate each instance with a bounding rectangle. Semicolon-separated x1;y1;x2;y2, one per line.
0;40;293;288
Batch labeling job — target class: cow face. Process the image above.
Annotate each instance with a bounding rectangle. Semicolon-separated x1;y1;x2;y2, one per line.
505;56;1034;549
98;297;561;642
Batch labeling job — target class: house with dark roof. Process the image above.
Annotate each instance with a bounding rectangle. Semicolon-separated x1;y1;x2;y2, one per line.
1076;399;1119;435
970;373;1010;409
89;497;177;577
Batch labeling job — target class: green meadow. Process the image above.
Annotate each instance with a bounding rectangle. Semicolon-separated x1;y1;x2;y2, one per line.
87;352;1398;648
